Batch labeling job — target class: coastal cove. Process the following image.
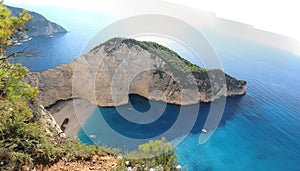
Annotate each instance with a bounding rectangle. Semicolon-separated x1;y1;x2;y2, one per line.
8;7;300;171
77;32;300;170
78;94;243;149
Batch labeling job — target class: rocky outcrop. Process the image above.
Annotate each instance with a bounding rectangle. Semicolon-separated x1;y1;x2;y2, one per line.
28;99;65;138
26;38;246;108
7;5;67;38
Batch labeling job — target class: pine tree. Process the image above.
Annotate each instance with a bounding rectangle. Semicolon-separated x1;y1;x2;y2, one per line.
0;2;31;55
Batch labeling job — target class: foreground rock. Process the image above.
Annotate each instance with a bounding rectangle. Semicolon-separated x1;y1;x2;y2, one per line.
7;5;67;38
27;38;246;108
29;100;65;138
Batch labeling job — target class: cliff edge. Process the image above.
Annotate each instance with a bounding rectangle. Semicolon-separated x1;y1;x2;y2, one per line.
7;5;67;38
27;38;246;108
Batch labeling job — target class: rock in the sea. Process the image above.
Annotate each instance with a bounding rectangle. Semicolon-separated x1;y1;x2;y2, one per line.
7;5;67;37
26;38;246;108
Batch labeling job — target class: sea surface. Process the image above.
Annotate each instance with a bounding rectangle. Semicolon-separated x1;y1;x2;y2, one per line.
8;6;300;171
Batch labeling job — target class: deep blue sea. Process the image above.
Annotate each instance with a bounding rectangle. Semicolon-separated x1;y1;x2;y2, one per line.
8;6;300;171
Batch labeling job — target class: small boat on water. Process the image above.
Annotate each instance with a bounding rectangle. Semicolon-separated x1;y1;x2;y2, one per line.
89;135;97;139
202;128;207;133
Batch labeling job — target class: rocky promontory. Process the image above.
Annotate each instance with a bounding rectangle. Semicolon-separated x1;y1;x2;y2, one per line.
27;38;246;108
7;5;67;38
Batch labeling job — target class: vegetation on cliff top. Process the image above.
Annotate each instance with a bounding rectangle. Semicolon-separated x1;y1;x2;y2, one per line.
117;138;178;171
0;3;103;170
122;38;207;73
93;37;223;76
0;4;179;170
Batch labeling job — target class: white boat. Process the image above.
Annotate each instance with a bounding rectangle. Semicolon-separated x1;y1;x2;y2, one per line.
89;134;97;139
201;128;207;133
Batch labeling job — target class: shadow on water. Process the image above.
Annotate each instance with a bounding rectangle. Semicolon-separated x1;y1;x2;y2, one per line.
79;94;246;147
99;94;180;139
128;94;151;112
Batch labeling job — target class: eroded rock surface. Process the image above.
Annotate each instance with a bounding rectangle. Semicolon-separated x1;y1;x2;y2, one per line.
27;38;246;108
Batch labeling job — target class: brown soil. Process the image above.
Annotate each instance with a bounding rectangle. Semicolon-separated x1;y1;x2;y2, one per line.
23;153;119;171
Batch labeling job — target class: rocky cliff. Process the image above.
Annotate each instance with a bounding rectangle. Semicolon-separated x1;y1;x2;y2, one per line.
26;38;246;109
28;99;65;138
7;5;67;38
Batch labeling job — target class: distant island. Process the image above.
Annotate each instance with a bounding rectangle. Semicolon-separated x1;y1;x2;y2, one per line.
7;5;67;39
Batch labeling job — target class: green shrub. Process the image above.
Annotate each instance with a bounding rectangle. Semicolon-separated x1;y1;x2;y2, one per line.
0;60;103;169
122;38;206;73
0;98;104;170
0;99;62;170
119;138;178;171
0;2;31;54
62;138;101;161
0;61;39;100
0;4;107;170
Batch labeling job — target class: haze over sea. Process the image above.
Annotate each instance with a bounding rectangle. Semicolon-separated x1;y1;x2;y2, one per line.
8;5;300;171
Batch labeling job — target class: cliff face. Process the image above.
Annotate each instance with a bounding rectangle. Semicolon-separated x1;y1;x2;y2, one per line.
7;6;67;37
28;100;65;138
26;38;246;108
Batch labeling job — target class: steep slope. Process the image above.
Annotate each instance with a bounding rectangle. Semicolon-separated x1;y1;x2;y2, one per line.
7;5;67;37
27;38;246;108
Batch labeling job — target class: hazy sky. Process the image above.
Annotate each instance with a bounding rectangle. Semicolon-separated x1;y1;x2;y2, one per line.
4;0;300;43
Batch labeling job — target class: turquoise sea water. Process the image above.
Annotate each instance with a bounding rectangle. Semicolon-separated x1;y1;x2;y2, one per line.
8;6;300;170
173;32;300;170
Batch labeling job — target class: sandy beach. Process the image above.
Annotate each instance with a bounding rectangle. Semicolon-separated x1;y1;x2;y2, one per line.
48;98;97;137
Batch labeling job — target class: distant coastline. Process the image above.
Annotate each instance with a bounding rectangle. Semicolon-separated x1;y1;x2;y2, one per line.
7;5;67;41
